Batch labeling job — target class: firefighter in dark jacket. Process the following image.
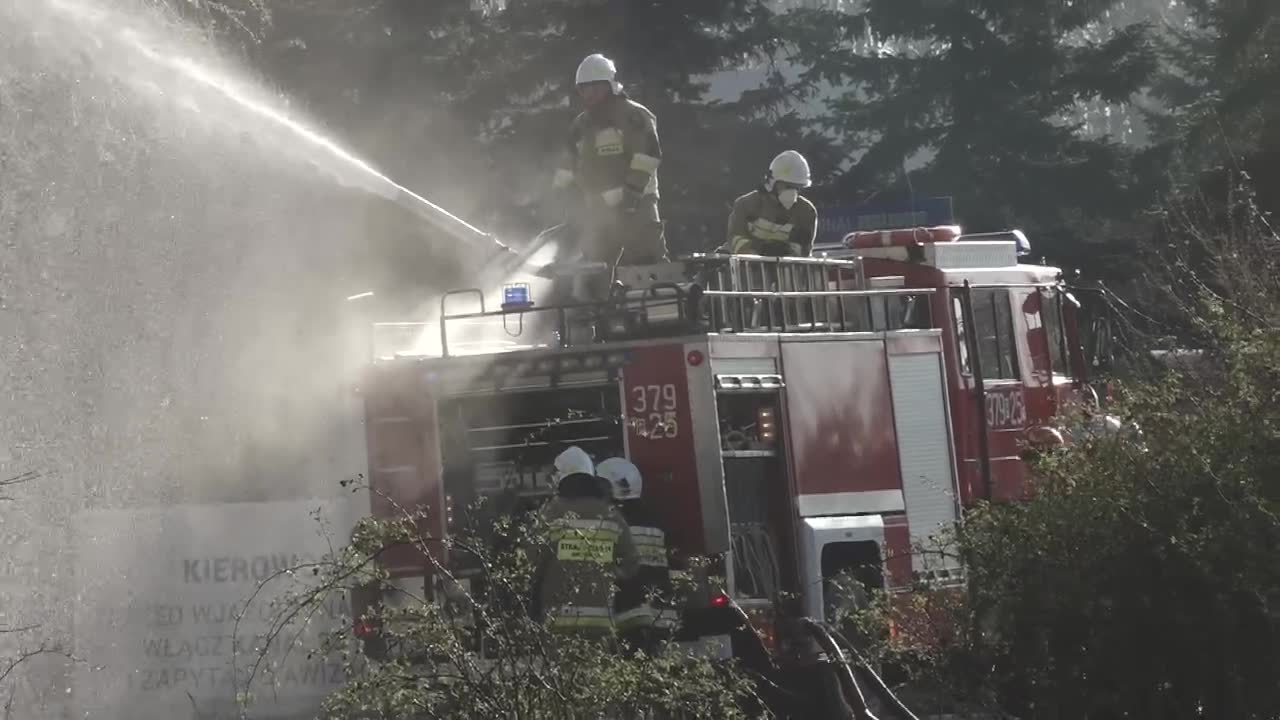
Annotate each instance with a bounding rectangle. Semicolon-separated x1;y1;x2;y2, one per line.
721;150;818;257
553;53;668;300
532;447;638;639
597;457;676;654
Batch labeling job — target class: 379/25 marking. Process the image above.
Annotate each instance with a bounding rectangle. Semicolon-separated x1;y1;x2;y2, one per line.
985;388;1027;430
629;384;679;440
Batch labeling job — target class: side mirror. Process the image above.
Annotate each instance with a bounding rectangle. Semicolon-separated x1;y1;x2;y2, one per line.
1089;315;1114;373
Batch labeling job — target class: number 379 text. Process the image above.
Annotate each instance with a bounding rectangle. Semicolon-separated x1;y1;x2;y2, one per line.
629;384;679;440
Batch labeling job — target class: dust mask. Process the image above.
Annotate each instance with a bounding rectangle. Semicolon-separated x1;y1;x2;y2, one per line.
778;188;798;209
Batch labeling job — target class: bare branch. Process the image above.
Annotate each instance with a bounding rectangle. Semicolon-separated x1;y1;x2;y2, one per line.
0;642;80;685
0;472;40;502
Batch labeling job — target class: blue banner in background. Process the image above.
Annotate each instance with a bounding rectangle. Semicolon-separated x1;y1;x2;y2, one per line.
815;196;955;245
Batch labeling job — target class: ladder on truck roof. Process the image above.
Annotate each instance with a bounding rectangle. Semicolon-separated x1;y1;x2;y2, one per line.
372;254;936;359
684;253;930;335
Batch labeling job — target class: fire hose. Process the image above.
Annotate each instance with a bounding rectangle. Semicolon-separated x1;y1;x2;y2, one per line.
731;523;781;600
808;620;922;720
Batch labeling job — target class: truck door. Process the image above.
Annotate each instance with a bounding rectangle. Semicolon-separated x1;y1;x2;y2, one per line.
953;287;1028;501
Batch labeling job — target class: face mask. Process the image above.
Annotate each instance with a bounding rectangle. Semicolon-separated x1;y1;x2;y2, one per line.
778;188;798;209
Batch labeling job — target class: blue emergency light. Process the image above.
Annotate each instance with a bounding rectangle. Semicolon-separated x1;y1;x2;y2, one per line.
501;283;534;311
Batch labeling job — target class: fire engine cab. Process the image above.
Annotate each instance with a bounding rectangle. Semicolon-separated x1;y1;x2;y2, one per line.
356;224;1091;662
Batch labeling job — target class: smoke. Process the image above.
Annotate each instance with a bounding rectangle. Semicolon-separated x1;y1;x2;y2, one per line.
0;0;466;715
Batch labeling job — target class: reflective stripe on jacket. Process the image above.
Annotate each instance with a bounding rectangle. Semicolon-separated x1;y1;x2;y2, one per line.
555;96;662;215
724;188;818;257
535;490;638;635
614;505;676;633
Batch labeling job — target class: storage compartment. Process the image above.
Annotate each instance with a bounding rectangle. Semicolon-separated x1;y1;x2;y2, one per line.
717;392;781;453
717;391;788;601
437;384;624;534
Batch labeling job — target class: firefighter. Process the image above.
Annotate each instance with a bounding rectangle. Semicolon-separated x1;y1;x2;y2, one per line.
597;457;676;655
532;446;638;640
721;150;818;257
553;53;668;301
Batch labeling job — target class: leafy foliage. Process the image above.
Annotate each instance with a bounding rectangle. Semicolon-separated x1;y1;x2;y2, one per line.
246;482;762;719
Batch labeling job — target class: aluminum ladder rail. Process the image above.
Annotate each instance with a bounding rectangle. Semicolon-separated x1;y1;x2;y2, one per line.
694;254;867;333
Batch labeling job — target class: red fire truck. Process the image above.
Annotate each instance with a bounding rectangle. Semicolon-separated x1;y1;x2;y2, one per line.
354;225;1093;674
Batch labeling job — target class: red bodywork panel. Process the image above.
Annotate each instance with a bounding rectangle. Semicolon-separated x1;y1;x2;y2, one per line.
362;361;446;576
781;340;902;496
621;343;708;555
860;256;1085;506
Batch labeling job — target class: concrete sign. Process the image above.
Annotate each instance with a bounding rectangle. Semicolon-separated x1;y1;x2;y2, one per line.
72;497;365;720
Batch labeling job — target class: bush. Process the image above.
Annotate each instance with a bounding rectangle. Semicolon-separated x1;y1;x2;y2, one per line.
246;488;764;720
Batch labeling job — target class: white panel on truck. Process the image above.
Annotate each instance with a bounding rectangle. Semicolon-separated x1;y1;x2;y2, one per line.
888;352;962;577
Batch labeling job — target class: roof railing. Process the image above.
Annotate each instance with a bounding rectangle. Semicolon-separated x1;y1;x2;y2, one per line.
373;255;936;359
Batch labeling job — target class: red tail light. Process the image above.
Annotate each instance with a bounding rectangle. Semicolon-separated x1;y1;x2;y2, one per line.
710;592;731;608
354;620;377;638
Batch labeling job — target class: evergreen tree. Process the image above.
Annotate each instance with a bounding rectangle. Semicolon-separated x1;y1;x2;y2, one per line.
786;0;1158;274
238;1;839;253
1148;1;1280;187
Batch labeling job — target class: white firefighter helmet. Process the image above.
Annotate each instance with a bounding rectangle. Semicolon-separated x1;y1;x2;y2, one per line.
553;446;594;479
768;150;812;189
597;457;642;502
575;53;622;95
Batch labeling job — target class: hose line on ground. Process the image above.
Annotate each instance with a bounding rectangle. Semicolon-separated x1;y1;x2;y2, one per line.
826;626;922;720
801;618;878;720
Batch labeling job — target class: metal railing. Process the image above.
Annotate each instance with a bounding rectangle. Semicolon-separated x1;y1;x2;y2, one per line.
370;255;936;359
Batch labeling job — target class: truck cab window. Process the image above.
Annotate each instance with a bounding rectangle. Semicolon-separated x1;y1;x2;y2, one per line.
971;289;1020;380
1040;289;1072;378
953;296;970;375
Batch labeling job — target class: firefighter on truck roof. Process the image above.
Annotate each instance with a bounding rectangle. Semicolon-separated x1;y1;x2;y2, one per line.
553;53;668;300
721;150;818;257
532;446;638;640
597;457;677;656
